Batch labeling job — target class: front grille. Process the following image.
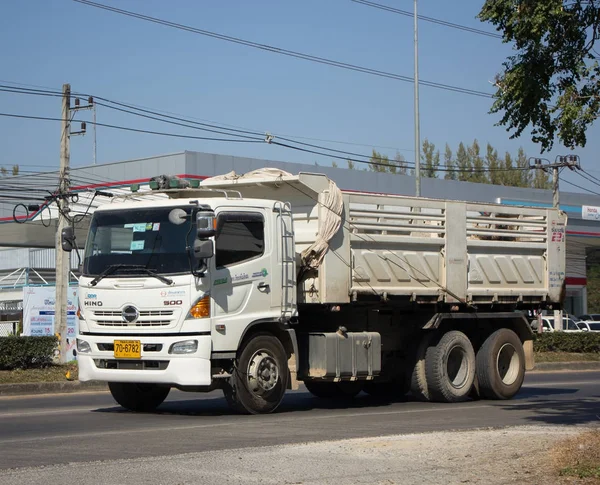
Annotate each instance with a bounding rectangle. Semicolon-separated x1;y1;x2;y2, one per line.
97;343;163;352
94;310;174;317
93;310;175;327
93;359;169;370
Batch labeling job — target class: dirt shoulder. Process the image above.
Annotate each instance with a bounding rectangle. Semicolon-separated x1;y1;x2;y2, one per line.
0;426;595;485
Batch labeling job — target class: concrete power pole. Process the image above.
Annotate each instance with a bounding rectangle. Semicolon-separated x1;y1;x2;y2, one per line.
413;0;421;197
55;83;71;363
530;154;581;331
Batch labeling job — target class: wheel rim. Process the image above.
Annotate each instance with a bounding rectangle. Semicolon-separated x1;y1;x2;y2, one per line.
447;345;469;389
247;350;279;394
496;343;519;385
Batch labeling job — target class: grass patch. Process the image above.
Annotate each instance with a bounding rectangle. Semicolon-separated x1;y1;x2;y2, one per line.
534;352;600;363
553;429;600;483
0;363;78;384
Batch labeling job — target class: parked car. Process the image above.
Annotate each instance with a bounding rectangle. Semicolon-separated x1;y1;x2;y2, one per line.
530;316;584;332
577;314;600;322
575;321;600;332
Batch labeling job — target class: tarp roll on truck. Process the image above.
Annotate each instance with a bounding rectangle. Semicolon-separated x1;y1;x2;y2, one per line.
61;169;567;414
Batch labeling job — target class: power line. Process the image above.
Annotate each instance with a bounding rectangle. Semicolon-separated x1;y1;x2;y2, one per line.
0;86;540;175
2;82;416;153
349;0;502;39
561;178;600;196
578;168;600;187
71;0;494;99
0;112;265;143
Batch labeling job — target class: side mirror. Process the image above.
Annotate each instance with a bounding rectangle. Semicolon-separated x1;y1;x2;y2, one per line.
61;226;75;252
196;208;216;239
194;239;214;260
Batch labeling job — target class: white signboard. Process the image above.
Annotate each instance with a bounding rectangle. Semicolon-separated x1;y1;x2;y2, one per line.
22;286;79;360
582;205;600;221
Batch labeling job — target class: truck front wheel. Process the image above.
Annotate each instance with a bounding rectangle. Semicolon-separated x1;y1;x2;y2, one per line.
475;328;525;400
223;333;288;414
108;382;170;412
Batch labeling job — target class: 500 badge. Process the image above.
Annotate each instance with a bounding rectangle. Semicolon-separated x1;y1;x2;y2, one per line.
163;300;182;306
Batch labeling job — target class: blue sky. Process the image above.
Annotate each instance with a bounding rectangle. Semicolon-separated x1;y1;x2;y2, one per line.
1;0;599;192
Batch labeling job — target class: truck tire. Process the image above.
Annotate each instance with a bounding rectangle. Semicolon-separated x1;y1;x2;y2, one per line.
304;381;363;399
475;328;525;400
223;333;288;414
425;330;476;403
108;382;170;412
410;332;436;401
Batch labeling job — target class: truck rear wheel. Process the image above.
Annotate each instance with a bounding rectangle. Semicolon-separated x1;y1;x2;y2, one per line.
475;328;525;400
223;333;288;414
425;330;475;403
108;382;170;412
304;381;363;399
410;332;436;401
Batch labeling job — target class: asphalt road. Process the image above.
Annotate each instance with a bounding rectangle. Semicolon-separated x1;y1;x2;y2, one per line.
0;371;598;471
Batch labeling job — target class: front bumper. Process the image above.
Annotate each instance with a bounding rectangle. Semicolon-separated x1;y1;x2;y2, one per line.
77;334;212;386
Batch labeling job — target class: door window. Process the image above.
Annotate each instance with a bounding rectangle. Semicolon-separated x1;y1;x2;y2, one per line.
215;212;265;267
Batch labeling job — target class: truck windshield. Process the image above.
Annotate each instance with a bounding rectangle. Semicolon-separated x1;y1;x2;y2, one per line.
83;206;195;276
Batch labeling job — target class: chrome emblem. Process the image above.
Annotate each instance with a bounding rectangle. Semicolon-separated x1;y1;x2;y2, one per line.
122;305;139;323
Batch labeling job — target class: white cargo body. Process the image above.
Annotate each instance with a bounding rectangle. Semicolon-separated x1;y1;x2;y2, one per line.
201;172;566;306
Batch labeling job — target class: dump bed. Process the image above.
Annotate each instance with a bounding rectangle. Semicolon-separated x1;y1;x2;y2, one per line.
200;171;567;305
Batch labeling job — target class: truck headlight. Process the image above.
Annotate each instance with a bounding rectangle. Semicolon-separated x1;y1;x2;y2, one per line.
169;340;198;354
77;338;92;353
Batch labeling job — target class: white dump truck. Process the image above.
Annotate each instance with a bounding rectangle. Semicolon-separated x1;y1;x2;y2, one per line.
62;169;567;414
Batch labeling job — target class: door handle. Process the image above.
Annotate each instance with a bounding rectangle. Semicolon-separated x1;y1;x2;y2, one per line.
257;282;270;291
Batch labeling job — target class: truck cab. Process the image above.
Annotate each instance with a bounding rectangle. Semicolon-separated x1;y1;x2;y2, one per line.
74;190;297;413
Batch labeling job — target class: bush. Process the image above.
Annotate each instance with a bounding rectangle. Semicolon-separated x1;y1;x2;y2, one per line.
0;336;58;370
533;332;600;353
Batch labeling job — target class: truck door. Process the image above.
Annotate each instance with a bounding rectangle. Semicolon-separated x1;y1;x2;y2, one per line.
210;209;277;351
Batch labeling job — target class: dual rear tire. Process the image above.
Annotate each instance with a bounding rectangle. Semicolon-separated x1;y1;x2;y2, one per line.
410;328;525;403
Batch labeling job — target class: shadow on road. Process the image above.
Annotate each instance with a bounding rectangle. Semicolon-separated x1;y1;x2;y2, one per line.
501;394;600;425
92;390;416;417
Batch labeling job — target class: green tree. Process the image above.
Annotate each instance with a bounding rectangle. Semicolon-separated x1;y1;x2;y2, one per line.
456;142;471;182
368;150;390;172
369;149;407;174
514;147;531;188
422;139;440;178
443;143;456;180
394;152;409;175
503;152;517;186
479;0;600;151
332;161;338;168
531;165;552;189
347;159;355;170
468;140;488;184
485;143;502;185
0;165;18;176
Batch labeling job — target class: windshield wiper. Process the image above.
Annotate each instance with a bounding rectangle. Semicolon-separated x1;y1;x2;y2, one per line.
89;264;173;286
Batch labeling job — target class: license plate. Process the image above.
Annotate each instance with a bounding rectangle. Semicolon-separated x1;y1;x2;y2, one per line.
114;340;141;359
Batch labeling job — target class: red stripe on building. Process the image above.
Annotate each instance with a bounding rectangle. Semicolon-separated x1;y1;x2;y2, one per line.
566;277;587;286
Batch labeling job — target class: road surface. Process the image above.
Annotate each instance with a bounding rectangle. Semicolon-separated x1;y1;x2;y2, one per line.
0;371;598;483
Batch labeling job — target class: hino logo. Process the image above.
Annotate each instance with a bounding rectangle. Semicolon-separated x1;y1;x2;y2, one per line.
122;305;139;323
84;300;103;307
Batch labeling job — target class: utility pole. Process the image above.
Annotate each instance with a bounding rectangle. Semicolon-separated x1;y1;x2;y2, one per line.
413;0;421;197
55;86;90;363
529;155;581;209
55;84;71;363
93;101;97;165
529;155;581;332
